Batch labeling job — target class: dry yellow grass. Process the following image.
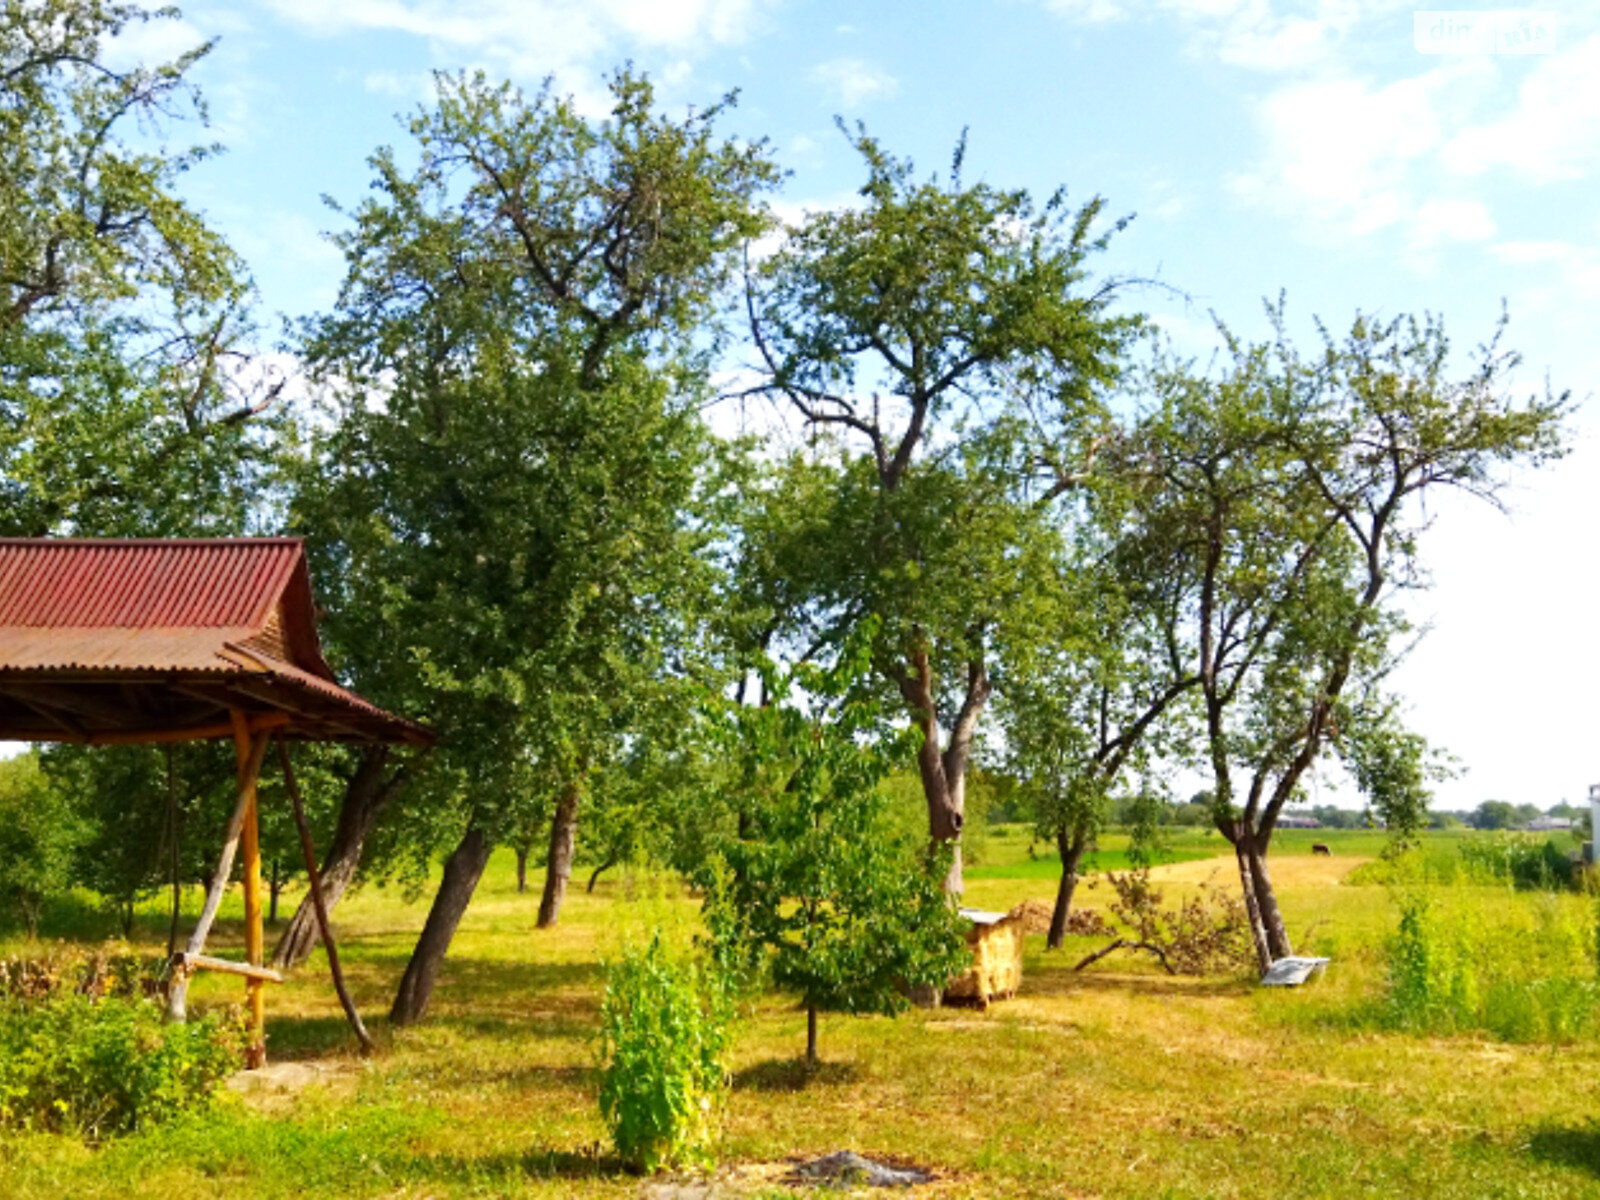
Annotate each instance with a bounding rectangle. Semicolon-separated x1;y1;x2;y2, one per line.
1147;852;1371;887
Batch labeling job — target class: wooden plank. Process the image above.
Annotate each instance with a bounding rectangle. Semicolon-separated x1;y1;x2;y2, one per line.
162;728;271;1025
177;953;285;984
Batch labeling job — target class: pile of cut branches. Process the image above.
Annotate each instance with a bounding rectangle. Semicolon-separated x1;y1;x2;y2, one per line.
1073;870;1253;976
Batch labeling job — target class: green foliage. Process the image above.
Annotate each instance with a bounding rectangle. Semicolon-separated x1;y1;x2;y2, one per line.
740;127;1140;889
42;742;238;936
0;993;242;1138
596;934;731;1173
700;636;969;1062
1472;800;1519;831
1383;888;1600;1042
1;0;277;538
1339;698;1453;850
0;754;82;937
296;67;777;860
1458;833;1579;891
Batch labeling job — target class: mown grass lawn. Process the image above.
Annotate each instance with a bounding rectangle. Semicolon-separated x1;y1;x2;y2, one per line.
4;829;1600;1198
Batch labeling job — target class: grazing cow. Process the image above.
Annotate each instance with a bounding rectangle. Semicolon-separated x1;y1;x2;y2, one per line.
1311;843;1332;856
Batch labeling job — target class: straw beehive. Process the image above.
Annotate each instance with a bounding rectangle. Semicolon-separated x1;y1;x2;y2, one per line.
944;907;1027;1007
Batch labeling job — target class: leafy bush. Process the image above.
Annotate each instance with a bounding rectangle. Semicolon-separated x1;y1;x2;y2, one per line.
700;638;969;1065
1459;833;1578;891
597;934;731;1174
0;993;244;1138
1386;891;1478;1032
1350;834;1582;891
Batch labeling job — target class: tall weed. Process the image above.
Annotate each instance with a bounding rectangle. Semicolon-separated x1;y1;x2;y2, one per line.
597;932;732;1173
1382;887;1600;1042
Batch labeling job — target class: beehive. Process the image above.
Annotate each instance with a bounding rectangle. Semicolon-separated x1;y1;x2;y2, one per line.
944;907;1026;1007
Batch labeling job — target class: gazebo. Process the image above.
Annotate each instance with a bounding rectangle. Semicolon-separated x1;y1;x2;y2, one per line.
0;538;432;1065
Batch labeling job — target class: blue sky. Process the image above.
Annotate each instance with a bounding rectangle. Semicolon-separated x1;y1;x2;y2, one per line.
109;1;1600;813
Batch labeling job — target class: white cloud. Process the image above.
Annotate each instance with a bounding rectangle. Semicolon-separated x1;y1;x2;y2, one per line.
1229;62;1488;237
363;69;434;99
1490;240;1571;265
1491;240;1600;297
809;57;898;108
260;0;763;84
1041;0;1407;73
1413;197;1495;243
102;11;212;70
1441;33;1600;183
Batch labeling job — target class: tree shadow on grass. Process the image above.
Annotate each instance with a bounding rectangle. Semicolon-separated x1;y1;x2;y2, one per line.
1024;965;1253;1001
416;1142;628;1185
1525;1121;1600;1178
264;1013;370;1060
732;1058;859;1092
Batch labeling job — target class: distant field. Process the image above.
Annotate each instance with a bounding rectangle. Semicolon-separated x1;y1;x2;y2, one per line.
967;823;1406;880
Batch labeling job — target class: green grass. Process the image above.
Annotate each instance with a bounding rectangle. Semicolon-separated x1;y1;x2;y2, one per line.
4;832;1600;1197
967;824;1396;880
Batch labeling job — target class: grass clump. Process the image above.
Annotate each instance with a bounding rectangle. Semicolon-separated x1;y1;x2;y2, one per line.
597;933;731;1173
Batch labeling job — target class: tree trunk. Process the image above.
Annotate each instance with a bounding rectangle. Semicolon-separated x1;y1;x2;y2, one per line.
1233;839;1272;975
536;779;581;928
1246;835;1293;960
268;859;282;924
894;641;988;896
806;1004;819;1068
587;851;619;893
390;827;492;1027
272;746;406;970
1047;829;1088;951
515;845;529;894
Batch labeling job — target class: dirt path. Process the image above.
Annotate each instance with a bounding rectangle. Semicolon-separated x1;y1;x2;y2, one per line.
1147;853;1370;887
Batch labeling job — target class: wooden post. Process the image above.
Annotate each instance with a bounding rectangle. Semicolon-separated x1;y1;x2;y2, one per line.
234;710;267;1069
163;728;271;1026
277;738;375;1055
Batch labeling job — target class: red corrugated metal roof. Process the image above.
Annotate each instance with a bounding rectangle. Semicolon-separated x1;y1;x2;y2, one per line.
0;538;300;629
0;539;432;745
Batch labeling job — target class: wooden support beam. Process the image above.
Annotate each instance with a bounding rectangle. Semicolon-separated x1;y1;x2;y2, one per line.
0;681;133;725
235;709;267;1070
162;727;271;1027
277;737;375;1055
185;674;374;742
175;953;285;984
10;695;87;740
89;711;291;746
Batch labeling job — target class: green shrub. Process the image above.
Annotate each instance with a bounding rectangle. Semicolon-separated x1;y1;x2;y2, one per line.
1459;833;1578;891
0;994;244;1138
597;934;731;1173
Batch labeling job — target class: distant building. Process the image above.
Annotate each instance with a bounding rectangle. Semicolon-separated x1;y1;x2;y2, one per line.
1528;816;1573;832
1277;815;1321;829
